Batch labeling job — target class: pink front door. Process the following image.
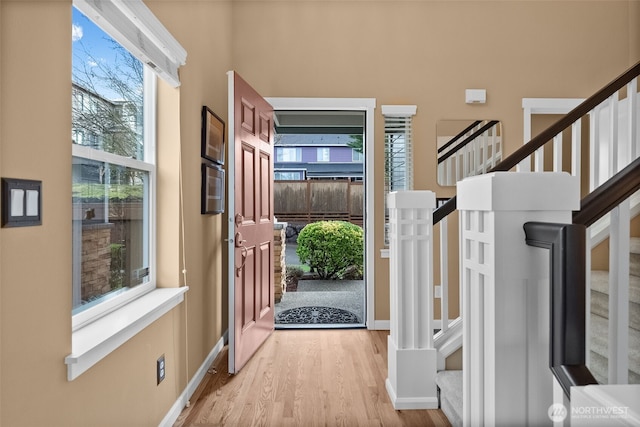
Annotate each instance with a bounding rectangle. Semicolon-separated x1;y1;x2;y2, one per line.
228;71;274;373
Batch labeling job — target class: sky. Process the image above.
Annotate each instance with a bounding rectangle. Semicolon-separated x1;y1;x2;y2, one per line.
72;7;128;101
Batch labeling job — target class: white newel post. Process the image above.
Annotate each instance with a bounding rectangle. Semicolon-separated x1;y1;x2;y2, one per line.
386;191;438;410
457;172;579;426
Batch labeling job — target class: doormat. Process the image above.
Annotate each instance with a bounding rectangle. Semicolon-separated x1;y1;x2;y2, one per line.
276;306;359;324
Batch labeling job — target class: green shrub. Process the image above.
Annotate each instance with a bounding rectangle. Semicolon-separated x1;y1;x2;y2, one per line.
296;221;364;280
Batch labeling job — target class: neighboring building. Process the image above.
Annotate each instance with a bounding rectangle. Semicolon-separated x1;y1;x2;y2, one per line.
274;134;363;181
72;83;142;158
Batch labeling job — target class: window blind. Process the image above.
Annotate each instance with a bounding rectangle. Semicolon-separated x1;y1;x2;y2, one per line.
382;105;417;245
74;0;187;87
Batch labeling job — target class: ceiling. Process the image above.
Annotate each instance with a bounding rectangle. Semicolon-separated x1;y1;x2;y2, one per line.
273;110;365;134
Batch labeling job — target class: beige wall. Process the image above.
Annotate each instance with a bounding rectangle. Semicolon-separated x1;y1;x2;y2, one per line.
0;0;638;425
230;0;637;320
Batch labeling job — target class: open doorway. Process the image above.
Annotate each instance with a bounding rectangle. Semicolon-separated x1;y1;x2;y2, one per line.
266;98;376;329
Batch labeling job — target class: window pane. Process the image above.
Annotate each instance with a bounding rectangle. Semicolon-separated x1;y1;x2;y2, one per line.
317;147;330;162
276;147;301;162
72;8;145;160
352;150;364;163
72;157;150;313
275;171;302;180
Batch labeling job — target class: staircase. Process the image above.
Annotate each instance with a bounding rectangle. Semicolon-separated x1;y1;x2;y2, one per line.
406;61;640;426
434;238;640;427
590;237;640;384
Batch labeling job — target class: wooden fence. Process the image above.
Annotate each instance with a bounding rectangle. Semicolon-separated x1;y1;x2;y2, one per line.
274;180;363;225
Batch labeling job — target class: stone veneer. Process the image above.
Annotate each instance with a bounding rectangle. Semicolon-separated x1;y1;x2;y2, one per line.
274;222;287;303
81;222;114;301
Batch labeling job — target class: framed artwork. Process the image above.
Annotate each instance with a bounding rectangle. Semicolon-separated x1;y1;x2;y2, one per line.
1;178;42;227
201;163;225;215
201;106;225;165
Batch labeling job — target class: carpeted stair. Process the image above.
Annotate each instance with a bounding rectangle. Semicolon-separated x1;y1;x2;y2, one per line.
436;370;462;427
589;237;640;384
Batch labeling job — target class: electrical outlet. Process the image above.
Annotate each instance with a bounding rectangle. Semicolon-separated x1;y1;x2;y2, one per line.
157;354;165;385
435;285;441;299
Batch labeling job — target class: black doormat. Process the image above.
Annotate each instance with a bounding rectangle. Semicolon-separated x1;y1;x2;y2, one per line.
276;306;359;324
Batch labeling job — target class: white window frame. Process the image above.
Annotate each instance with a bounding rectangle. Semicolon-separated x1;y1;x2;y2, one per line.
66;2;187;382
71;67;157;331
352;149;364;163
275;170;305;180
277;147;302;162
317;147;330;162
382;105;417;246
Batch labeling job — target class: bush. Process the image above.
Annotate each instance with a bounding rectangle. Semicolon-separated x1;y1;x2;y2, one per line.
296;221;364;280
286;265;305;280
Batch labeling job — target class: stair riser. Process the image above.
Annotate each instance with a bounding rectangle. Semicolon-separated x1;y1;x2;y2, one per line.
589;351;640;384
591;291;640;331
632;253;640;278
590;313;640;380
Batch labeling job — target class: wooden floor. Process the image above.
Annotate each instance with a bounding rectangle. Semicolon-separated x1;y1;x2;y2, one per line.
173;329;451;427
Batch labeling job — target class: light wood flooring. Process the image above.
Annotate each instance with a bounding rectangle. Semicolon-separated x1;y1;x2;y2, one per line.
173;329;451;427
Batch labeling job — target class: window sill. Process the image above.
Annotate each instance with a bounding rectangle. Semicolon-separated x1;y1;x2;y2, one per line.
65;287;188;381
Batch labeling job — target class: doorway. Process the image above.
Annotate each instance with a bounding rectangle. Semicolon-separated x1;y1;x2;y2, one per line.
266;98;376;329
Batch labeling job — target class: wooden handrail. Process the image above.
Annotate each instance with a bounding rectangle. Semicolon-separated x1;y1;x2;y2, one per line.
573;157;640;227
437;120;482;154
433;60;640;225
437;120;500;164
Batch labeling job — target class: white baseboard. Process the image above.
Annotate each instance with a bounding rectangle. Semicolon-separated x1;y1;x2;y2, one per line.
371;320;390;330
369;319;458;331
159;333;227;427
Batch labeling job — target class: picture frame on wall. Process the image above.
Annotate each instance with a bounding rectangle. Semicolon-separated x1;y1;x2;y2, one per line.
201;163;225;215
201;106;225;165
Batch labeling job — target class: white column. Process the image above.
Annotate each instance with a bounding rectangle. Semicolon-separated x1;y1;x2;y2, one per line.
457;172;579;426
386;191;438;410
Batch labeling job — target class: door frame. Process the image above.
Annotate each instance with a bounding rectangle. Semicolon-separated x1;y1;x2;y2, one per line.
265;97;376;329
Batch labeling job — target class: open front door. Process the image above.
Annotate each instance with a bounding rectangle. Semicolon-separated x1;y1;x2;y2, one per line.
227;71;275;374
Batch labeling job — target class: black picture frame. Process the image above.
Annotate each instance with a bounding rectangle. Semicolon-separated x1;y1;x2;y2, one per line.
201;106;225;165
1;178;42;227
201;163;225;215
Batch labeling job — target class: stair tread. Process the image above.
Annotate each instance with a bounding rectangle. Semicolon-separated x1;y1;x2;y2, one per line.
590;313;640;376
591;270;640;305
631;237;640;256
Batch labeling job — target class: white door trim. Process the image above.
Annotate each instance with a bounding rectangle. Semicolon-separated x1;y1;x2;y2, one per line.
266;97;377;329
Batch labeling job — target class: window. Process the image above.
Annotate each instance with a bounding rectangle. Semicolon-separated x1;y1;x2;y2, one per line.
352;150;364;163
68;0;187;381
277;147;302;162
317;147;330;162
72;6;155;325
275;170;305;180
382;105;417;245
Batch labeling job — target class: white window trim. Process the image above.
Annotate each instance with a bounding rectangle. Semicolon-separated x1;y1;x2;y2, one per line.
277;147;302;162
317;147;330;162
74;0;186;87
65;287;188;381
382;105;417;247
71;68;158;332
68;7;187;380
